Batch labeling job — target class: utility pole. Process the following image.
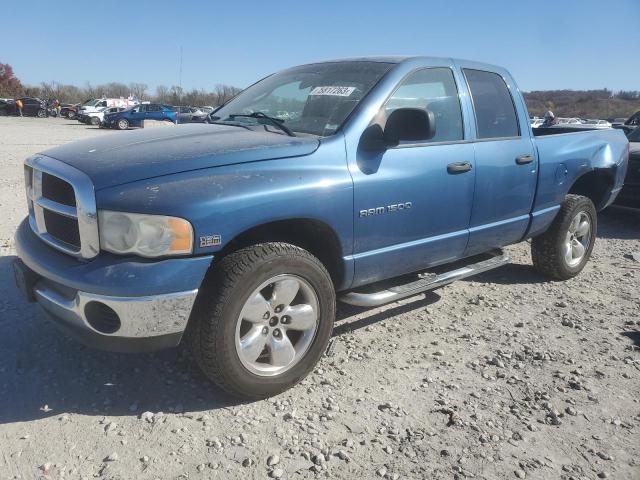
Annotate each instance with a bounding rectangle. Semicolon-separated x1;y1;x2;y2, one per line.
179;46;183;101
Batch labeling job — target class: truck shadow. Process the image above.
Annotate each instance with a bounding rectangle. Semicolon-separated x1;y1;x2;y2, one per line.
598;206;640;240
0;206;633;424
334;292;441;337
0;256;442;425
464;263;548;286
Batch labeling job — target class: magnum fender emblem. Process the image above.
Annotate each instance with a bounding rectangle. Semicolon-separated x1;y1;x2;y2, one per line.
359;202;412;217
200;235;222;247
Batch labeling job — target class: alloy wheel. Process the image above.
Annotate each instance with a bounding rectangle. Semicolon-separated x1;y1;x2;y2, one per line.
564;211;591;267
234;274;319;377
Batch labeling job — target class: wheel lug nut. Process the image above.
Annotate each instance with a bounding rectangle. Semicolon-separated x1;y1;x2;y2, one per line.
262;327;269;335
275;304;284;313
273;329;281;338
281;316;290;324
263;311;270;319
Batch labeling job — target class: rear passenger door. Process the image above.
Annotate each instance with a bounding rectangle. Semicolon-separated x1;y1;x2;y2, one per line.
145;104;159;120
461;67;537;256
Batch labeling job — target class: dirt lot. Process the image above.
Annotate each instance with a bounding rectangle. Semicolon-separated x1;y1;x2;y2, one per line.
0;117;638;480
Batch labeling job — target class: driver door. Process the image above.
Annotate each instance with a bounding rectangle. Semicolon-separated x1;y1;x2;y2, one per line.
351;67;475;286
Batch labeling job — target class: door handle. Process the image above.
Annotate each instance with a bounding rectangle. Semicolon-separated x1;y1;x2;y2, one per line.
447;162;472;174
516;154;534;165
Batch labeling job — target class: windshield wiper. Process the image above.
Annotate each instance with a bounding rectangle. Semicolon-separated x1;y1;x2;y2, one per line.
228;112;295;137
208;119;253;131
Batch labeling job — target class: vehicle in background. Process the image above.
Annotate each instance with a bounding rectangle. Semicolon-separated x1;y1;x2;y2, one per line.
625;111;640;127
199;106;216;114
614;127;640;208
557;117;583;126
2;97;47;117
81;106;127;126
583;119;612;129
77;97;139;118
102;103;176;129
13;57;628;399
611;113;639;135
60;104;79;119
0;98;13;115
173;106;208;124
530;117;544;128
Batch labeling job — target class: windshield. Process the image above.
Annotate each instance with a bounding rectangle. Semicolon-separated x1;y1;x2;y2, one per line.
628;127;640;142
213;61;393;136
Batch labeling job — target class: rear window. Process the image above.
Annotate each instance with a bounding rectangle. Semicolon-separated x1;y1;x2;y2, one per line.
464;69;519;139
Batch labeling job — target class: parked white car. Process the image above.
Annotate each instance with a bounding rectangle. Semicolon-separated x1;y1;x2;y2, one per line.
557;117;583;125
583;119;612;129
530;117;544;128
83;106;127;126
77;97;139;116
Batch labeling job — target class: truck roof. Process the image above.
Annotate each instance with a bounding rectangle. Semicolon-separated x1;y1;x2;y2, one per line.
298;56;507;74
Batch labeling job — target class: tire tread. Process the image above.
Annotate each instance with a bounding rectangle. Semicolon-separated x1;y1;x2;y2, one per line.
531;194;596;280
189;242;333;399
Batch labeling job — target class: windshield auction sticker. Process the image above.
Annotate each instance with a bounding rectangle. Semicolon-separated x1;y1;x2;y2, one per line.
309;86;356;96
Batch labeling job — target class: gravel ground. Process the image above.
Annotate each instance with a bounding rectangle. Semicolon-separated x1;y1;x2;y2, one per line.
0;117;639;480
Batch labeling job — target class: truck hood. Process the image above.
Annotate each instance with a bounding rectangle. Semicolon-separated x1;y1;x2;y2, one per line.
42;124;320;190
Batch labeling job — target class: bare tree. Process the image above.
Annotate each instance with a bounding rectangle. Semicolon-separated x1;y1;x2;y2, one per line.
155;85;169;103
169;85;184;105
129;82;148;100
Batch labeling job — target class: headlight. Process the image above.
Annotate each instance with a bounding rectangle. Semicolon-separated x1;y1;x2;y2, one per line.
98;210;193;257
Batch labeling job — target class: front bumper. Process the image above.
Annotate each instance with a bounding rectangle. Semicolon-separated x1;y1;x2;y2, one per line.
15;218;213;352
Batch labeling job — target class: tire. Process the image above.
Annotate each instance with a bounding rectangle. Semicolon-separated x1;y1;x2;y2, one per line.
67;111;76;120
36;109;46;118
116;118;129;130
188;242;335;399
90;117;100;126
531;194;597;280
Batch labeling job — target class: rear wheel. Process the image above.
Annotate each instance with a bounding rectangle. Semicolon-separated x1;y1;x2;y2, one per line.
90;117;100;126
531;194;597;280
67;111;76;120
116;118;129;130
188;243;335;399
36;109;46;118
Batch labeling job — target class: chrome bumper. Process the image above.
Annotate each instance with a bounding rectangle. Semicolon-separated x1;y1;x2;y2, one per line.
34;278;198;339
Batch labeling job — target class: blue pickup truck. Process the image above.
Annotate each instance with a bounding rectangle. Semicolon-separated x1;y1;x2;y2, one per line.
14;57;628;398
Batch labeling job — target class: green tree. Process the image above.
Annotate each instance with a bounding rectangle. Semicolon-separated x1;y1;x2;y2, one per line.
0;62;24;97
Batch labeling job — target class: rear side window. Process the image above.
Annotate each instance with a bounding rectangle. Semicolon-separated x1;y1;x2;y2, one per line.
464;69;519;139
385;67;463;143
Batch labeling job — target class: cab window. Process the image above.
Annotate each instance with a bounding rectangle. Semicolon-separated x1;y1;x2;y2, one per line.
385;68;464;143
464;69;520;139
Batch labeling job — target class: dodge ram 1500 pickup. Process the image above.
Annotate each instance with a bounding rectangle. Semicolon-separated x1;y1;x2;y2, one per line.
14;57;628;398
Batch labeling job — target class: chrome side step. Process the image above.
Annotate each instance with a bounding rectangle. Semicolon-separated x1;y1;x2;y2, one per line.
340;251;510;307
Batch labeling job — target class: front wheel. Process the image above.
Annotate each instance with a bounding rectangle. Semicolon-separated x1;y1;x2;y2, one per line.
90;117;100;126
188;243;335;399
116;118;129;130
67;111;76;120
531;194;597;280
36;109;46;118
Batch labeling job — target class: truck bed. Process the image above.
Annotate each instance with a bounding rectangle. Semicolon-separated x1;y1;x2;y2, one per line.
532;126;599;136
532;127;629;214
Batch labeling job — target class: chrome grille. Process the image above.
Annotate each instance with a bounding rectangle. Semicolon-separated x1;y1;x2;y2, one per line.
25;155;100;259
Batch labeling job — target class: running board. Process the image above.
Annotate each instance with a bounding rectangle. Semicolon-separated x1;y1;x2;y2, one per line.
340;251;510;307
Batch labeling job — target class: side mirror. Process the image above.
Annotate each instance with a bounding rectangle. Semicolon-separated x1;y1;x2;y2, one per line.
383;108;436;145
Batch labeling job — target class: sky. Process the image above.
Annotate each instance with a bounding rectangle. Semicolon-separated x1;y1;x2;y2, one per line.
2;0;639;93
